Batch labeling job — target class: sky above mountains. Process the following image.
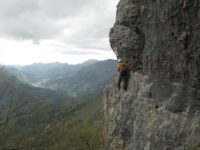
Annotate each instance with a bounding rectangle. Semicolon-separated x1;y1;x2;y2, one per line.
0;0;119;65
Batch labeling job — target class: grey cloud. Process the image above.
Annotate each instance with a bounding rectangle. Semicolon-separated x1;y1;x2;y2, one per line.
0;0;118;51
0;0;92;19
59;0;117;50
50;44;100;55
57;49;99;55
39;0;93;18
0;0;38;18
0;0;93;41
0;16;60;42
65;37;110;50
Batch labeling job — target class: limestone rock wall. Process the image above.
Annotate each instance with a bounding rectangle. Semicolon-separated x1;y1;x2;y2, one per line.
104;0;200;150
104;72;200;150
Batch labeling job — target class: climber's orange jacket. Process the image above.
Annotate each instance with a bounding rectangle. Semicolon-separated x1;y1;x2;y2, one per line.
117;63;129;73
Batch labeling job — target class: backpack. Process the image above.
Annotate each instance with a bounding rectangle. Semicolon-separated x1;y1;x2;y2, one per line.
120;63;127;76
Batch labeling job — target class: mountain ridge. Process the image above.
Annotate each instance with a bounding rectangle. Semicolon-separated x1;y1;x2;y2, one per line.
6;59;117;97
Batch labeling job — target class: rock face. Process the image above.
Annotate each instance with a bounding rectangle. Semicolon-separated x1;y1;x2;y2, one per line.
104;0;200;150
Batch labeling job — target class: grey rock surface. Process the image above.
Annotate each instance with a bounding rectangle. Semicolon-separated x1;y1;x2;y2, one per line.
104;72;200;150
104;0;200;150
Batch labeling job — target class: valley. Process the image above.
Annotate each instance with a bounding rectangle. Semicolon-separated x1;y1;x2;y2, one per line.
0;59;116;150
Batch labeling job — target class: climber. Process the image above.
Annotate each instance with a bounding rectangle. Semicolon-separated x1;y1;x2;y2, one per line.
117;59;129;91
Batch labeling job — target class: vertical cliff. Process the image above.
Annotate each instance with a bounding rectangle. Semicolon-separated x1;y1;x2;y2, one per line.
104;0;200;150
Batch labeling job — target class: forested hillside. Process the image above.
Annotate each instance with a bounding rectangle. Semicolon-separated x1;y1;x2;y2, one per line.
0;59;116;150
46;59;117;96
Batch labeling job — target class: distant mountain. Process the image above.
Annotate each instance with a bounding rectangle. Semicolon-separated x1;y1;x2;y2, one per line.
21;60;99;82
22;62;69;81
0;68;68;103
43;59;117;96
78;59;98;66
7;59;117;97
5;66;33;84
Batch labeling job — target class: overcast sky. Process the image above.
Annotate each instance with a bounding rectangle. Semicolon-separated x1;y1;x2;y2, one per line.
0;0;119;65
